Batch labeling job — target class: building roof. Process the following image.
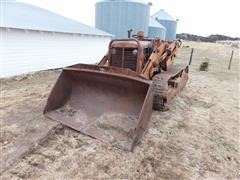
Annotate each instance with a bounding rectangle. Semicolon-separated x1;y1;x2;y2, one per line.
152;9;176;21
149;17;166;29
0;1;112;37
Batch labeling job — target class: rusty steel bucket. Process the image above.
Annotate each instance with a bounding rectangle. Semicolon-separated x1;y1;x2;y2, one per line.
44;64;153;151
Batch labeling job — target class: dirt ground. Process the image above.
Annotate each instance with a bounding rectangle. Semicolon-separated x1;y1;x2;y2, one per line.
1;41;239;179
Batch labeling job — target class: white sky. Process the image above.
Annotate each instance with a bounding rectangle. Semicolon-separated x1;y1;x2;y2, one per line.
19;0;240;37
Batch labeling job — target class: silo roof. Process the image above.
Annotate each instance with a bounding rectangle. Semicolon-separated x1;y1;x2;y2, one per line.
152;9;176;21
149;17;166;29
0;1;112;37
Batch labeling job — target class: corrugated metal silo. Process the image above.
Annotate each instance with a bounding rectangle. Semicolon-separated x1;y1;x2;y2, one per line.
152;9;178;40
148;17;166;39
95;0;150;38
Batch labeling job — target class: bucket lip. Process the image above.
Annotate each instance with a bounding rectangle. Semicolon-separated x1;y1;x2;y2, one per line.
44;64;154;151
66;63;146;80
130;80;153;151
63;65;152;86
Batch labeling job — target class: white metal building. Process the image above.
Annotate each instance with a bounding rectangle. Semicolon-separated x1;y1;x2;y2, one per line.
0;1;112;78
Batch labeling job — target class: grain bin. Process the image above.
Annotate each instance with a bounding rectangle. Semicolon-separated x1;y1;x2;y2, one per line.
148;17;166;39
95;0;150;38
152;9;177;40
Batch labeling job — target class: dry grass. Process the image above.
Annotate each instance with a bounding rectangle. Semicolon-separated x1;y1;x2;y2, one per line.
1;41;239;179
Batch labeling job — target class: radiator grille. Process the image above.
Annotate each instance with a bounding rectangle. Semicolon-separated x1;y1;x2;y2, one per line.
111;48;137;71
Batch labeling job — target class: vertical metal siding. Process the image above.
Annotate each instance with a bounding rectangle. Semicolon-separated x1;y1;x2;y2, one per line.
1;28;111;78
155;19;177;41
148;26;166;39
95;1;150;38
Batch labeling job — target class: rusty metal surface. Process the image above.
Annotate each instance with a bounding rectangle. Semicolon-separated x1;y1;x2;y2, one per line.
44;65;153;151
111;40;151;49
166;69;188;102
66;63;145;79
109;39;145;74
153;65;189;102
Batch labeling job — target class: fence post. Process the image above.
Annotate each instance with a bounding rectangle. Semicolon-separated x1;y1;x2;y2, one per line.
189;48;194;65
228;50;234;70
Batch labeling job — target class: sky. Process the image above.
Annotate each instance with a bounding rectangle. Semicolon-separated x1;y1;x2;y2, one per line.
18;0;240;37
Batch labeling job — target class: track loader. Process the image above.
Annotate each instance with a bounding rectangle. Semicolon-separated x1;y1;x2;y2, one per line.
44;32;188;151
